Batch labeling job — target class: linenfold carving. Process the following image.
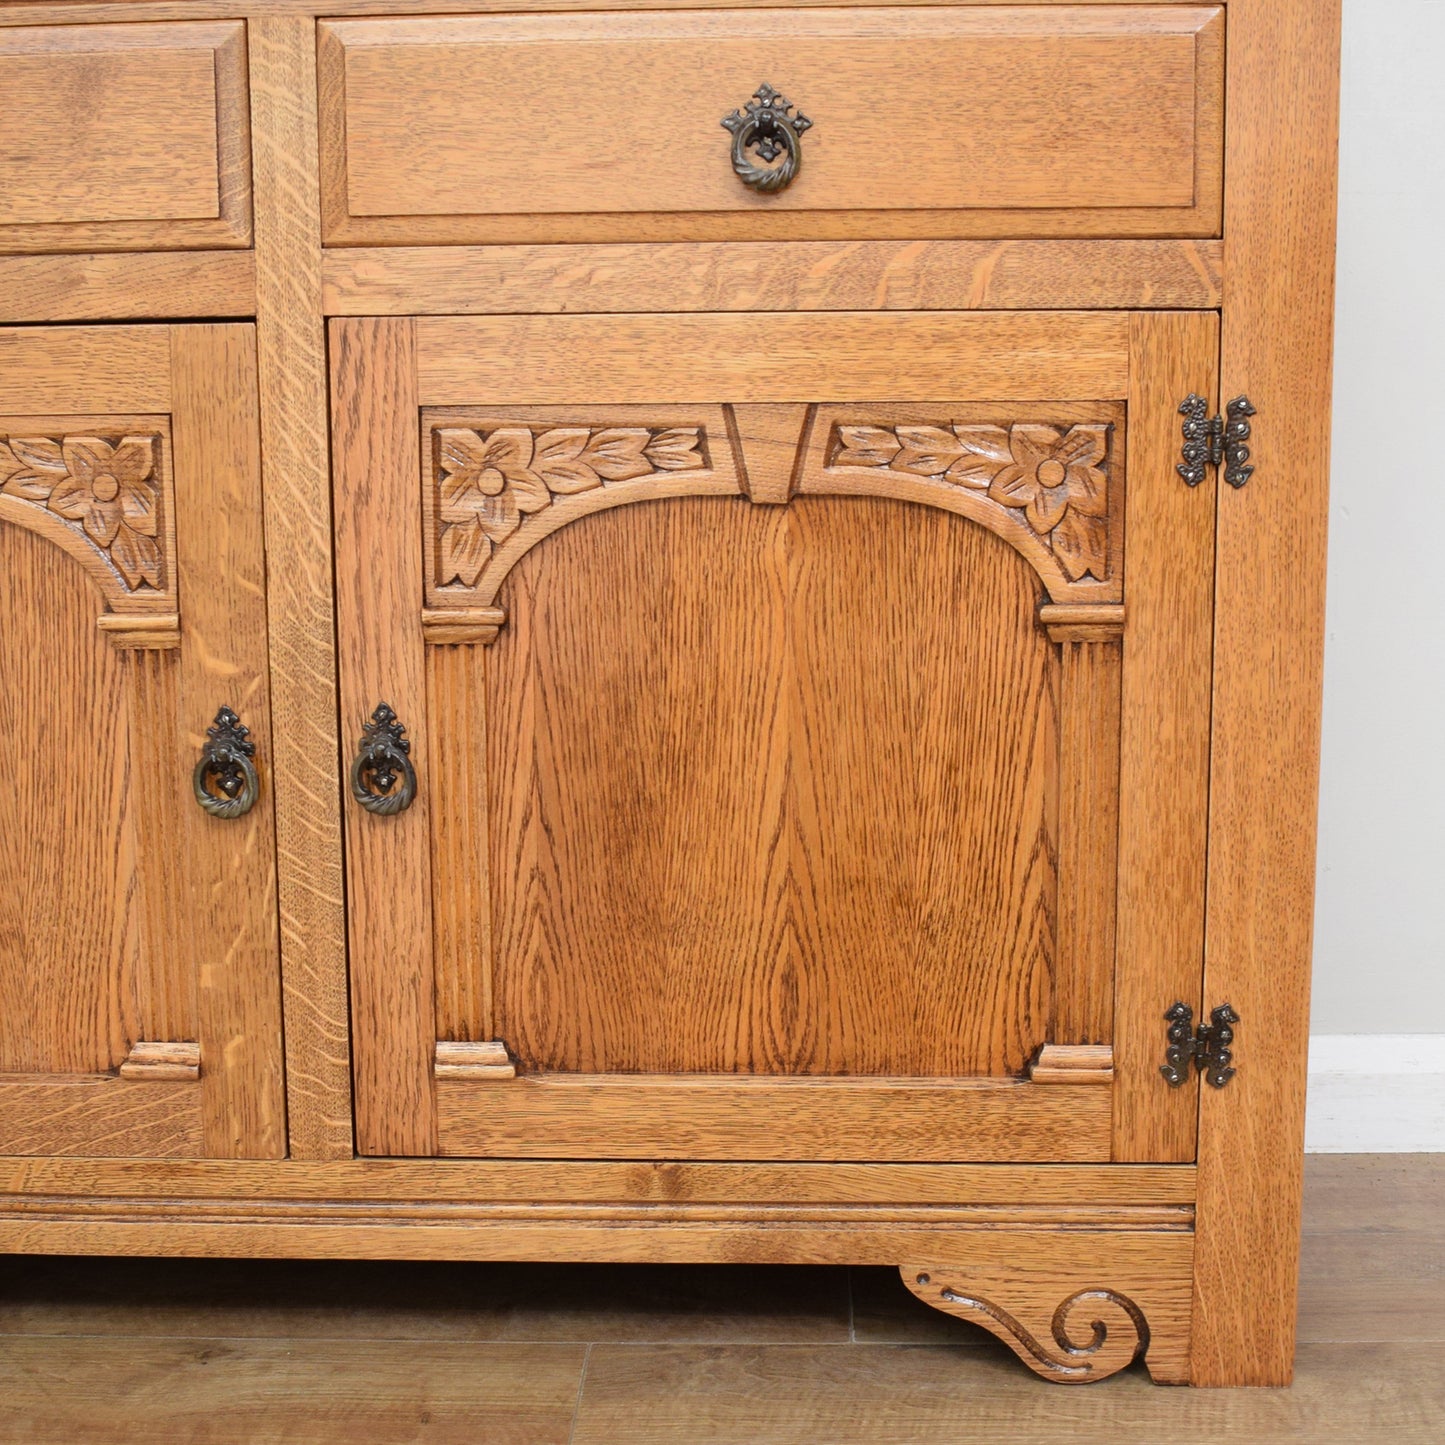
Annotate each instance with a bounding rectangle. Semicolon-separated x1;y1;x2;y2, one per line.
827;422;1111;583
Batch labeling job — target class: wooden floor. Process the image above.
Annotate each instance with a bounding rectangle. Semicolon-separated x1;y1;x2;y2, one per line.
0;1156;1439;1443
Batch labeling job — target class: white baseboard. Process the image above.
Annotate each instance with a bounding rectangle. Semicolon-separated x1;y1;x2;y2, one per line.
1306;1035;1445;1152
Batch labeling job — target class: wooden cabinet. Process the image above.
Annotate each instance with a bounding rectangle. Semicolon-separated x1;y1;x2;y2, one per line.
331;310;1219;1169
0;324;283;1157
318;6;1224;243
0;22;252;253
0;0;1340;1393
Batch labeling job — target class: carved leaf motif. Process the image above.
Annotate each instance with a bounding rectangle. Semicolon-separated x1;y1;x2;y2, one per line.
0;432;164;592
893;425;966;477
583;428;652;482
826;419;1112;583
531;429;601;494
946;426;1013;489
0;436;67;501
434;424;708;588
833;425;901;468
644;429;706;471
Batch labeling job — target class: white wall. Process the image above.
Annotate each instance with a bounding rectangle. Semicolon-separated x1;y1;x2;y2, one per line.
1311;0;1445;1036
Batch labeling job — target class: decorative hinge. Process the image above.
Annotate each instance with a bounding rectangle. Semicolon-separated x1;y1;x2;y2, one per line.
1177;395;1256;489
1160;1002;1239;1089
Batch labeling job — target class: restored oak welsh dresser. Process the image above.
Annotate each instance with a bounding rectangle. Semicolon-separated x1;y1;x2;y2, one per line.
0;0;1339;1387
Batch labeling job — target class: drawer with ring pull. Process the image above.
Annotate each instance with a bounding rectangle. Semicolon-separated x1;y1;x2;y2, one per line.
317;6;1224;246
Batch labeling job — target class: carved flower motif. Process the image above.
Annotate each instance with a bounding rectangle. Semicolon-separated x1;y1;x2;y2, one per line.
0;434;162;589
829;421;1110;583
435;425;704;588
985;424;1108;581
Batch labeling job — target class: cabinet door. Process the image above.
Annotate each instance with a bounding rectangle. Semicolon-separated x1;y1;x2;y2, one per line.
0;325;284;1158
333;312;1216;1163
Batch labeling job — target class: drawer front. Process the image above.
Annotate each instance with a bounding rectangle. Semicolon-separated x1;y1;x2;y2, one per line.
0;22;250;253
319;6;1223;246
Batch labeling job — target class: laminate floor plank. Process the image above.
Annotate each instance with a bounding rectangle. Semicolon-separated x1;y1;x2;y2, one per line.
0;1156;1438;1442
567;1341;1445;1445
1300;1153;1445;1233
0;1338;585;1445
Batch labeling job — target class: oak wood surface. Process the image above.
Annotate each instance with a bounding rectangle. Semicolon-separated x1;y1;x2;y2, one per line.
484;498;1057;1081
0;1076;203;1157
0;326;170;412
0;1158;1197;1206
0;251;255;323
0;325;284;1160
1191;0;1342;1388
330;316;438;1158
320;7;1222;245
0;523;137;1075
321;240;1225;316
902;1226;1194;1383
169;324;286;1160
0;0;1221;20
417;312;1131;404
0;20;251;253
248;16;354;1161
437;1077;1110;1163
1111;312;1219;1163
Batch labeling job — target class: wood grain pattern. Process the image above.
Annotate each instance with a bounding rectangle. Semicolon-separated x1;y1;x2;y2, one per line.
0;1337;587;1445
438;1076;1109;1163
321;240;1225;316
0;327;170;412
319;8;1221;245
0;20;251;253
0;0;1223;22
248;16;353;1161
415;313;1132;405
485;497;1056;1080
1054;640;1120;1045
123;648;189;1045
0;1076;203;1157
0;521;137;1076
118;1040;201;1082
902;1227;1194;1383
1192;0;1342;1388
1028;1045;1114;1085
330;317;437;1158
427;644;494;1045
169;324;286;1161
0;1157;1196;1207
0;251;255;323
1111;312;1219;1164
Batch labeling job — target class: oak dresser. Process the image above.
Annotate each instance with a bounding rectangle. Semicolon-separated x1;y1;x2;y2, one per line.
0;0;1340;1387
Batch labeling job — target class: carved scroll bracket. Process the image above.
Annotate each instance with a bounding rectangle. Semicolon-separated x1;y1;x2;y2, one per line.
0;424;179;648
900;1235;1192;1386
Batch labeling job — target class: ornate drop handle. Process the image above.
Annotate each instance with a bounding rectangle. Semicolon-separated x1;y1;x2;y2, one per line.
721;83;812;194
193;706;260;819
350;702;417;816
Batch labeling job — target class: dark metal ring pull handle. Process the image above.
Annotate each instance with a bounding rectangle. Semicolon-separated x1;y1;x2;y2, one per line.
193;706;260;819
721;83;812;194
351;702;417;816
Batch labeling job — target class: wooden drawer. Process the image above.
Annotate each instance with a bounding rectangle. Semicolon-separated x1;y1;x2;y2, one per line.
319;6;1223;246
0;22;251;253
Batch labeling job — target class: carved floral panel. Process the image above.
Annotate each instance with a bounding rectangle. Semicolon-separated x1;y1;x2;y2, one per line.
0;431;168;592
826;421;1113;583
433;424;708;588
